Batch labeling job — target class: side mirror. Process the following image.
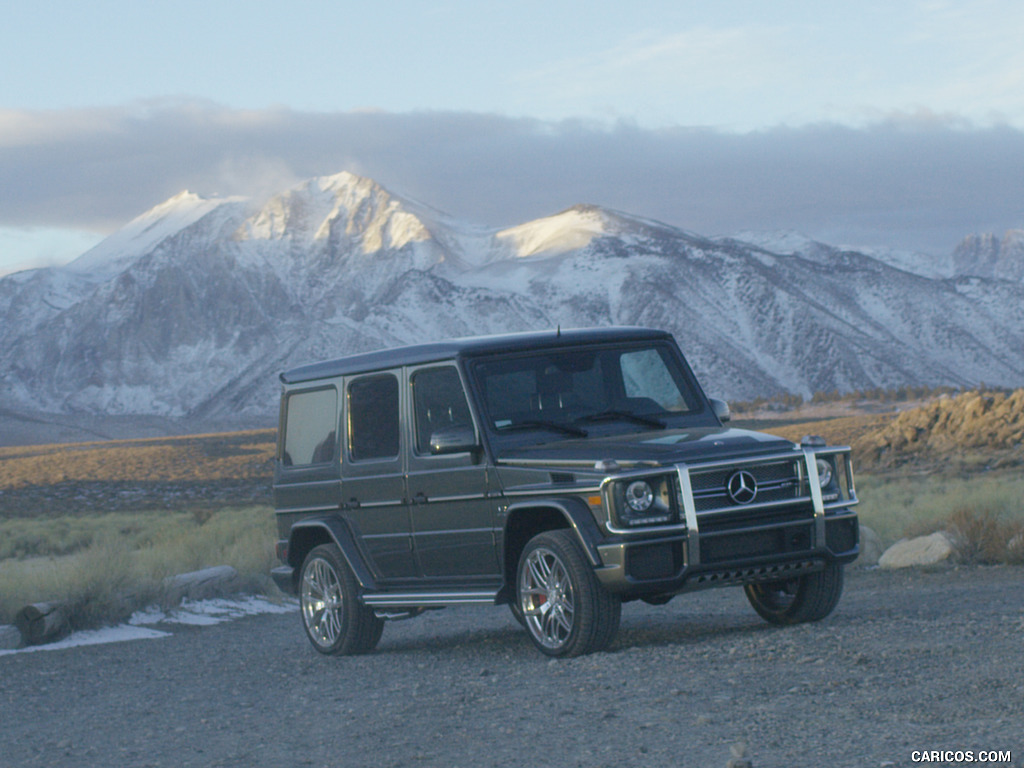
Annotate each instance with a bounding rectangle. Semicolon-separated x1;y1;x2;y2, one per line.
429;425;480;455
709;398;731;423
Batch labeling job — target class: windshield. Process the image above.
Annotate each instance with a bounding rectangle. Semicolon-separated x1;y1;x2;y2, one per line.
468;342;711;445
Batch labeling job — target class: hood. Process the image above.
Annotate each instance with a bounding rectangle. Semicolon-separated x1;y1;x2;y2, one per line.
495;427;799;468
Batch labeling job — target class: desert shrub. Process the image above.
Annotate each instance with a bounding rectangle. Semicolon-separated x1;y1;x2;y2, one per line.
946;507;1024;566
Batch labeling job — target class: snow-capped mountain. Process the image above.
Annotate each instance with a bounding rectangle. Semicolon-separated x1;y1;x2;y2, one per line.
2;171;1023;431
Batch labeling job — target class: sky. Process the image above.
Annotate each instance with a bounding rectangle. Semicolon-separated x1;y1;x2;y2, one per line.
2;0;1023;275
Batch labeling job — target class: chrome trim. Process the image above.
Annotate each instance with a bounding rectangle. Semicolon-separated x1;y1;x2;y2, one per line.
356;499;404;509
414;492;490;504
274;504;340;515
362;591;497;607
411;527;500;537
804;448;827;547
677;465;700;567
696;495;814;517
272;479;340;489
497;457;657;469
504;486;602;498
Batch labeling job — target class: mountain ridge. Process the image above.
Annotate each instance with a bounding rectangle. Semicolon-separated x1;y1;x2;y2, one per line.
2;171;1022;434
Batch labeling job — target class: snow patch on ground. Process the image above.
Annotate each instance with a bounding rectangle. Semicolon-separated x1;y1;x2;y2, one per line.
0;596;298;656
130;596;298;627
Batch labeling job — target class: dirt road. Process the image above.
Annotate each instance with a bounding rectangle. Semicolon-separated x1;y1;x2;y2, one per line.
1;565;1020;768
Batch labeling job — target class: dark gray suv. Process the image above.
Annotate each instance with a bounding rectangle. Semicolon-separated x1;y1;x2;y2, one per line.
271;328;859;657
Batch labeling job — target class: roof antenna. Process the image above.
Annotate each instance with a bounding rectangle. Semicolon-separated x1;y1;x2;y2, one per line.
557;324;561;338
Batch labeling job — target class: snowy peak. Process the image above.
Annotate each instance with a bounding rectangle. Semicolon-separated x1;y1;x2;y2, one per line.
496;205;610;258
237;171;433;254
67;191;245;275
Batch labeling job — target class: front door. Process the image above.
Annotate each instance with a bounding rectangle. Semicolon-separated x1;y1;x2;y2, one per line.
405;364;500;580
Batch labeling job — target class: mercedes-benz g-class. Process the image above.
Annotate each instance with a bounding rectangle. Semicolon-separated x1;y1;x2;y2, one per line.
271;327;859;657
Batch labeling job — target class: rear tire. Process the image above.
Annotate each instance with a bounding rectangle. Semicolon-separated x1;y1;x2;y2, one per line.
744;561;844;625
516;530;621;657
299;543;384;654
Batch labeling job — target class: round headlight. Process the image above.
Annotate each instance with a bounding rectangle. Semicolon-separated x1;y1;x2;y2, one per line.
625;480;654;512
815;458;834;488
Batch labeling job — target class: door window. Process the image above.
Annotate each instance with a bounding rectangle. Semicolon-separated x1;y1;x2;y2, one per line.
347;374;400;461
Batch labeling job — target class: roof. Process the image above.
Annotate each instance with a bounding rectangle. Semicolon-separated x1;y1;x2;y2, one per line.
280;327;674;384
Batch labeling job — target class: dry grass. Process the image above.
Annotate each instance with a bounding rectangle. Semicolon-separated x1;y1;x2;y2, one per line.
0;506;277;628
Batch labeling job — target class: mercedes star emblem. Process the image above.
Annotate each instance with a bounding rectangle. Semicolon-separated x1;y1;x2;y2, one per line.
727;470;758;504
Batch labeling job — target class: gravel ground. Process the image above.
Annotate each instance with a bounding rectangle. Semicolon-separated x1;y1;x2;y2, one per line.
1;565;1021;768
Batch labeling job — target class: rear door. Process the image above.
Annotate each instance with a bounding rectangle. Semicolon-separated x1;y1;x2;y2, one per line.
340;370;417;581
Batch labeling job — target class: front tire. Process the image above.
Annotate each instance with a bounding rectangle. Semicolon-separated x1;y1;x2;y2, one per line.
299;543;384;654
744;561;844;625
517;530;621;657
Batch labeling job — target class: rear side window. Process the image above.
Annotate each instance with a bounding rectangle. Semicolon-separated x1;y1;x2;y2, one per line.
282;388;338;466
348;374;400;461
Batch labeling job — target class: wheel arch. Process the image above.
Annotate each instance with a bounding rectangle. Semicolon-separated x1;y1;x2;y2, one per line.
500;498;604;602
287;515;378;593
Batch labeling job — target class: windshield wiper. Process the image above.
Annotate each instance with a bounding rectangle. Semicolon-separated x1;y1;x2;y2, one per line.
496;420;588;437
577;409;666;429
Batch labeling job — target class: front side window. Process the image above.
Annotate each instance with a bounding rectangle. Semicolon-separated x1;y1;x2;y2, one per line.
411;366;473;454
282;388;337;466
348;374;400;461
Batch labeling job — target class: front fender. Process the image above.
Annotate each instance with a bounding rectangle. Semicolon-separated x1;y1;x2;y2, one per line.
504;496;605;567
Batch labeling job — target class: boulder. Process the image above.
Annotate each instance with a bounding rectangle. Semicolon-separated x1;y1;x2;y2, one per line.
879;532;954;569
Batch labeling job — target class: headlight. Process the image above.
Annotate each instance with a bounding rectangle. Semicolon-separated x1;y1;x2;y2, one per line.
625;481;654;512
612;475;675;526
815;458;834;488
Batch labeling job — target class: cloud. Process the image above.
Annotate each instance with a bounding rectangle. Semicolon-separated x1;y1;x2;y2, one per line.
1;102;1023;254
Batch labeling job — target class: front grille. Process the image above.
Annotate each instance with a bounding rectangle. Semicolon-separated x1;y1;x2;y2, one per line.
690;459;803;512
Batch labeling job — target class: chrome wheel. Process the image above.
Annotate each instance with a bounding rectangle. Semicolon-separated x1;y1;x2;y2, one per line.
298;543;384;655
519;546;576;650
301;554;344;649
516;530;621;657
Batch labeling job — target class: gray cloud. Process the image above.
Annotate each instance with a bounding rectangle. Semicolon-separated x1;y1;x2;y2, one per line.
2;102;1023;254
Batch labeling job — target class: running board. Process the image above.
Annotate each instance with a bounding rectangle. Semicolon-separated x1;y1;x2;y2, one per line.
362;590;499;608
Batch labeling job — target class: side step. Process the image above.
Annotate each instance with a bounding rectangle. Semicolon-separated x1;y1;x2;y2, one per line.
362;590;499;608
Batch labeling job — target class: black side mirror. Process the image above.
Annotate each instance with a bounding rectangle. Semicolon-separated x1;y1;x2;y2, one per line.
710;398;731;423
429;425;480;455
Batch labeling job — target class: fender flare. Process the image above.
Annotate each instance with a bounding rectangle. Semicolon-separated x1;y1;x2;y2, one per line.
287;515;378;591
504;496;605;567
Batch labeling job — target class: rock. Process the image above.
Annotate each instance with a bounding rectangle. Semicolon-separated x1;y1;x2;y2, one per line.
878;532;954;569
162;565;240;603
14;602;70;646
856;524;884;567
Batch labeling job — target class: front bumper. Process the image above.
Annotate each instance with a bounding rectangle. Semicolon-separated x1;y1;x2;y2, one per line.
595;508;859;597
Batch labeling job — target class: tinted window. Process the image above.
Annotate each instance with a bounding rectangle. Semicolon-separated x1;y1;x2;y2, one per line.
348;374;400;461
412;366;473;453
282;388;337;466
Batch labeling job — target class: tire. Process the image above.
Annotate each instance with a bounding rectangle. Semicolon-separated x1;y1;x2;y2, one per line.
743;561;845;625
299;543;384;655
516;530;621;657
